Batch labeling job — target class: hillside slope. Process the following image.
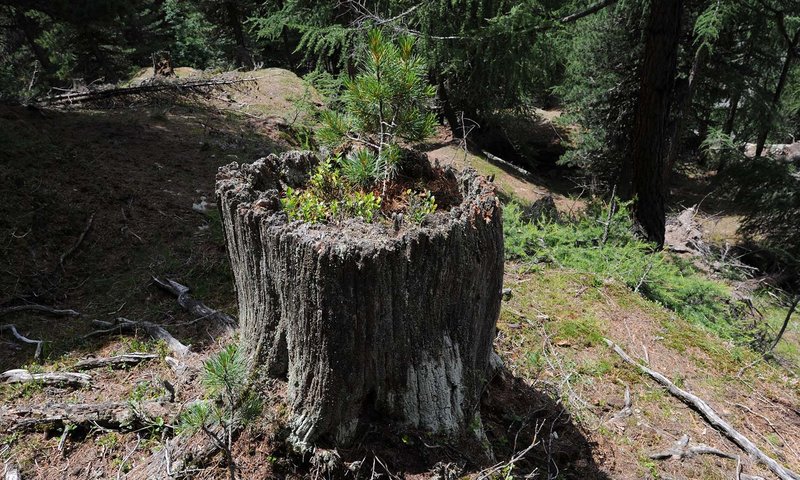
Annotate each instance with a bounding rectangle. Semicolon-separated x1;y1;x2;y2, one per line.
0;69;798;479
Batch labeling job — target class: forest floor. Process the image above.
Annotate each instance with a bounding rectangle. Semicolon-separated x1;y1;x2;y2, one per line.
0;68;798;479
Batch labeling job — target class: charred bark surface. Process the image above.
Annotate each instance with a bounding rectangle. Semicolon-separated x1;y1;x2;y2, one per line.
216;152;504;447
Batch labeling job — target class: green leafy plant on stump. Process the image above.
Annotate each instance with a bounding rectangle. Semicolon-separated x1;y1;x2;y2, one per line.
281;29;438;224
177;345;260;480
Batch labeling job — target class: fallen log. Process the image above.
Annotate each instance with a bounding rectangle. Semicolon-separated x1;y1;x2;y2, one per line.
74;353;158;371
36;76;259;107
0;400;171;432
0;325;43;359
1;369;91;388
0;304;80;317
85;318;190;357
605;338;800;480
152;277;236;332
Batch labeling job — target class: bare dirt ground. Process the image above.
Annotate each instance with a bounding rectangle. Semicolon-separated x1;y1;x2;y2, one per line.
1;69;798;479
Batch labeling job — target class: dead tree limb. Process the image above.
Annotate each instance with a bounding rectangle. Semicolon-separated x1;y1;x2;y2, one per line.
649;434;736;460
0;400;171;432
152;277;236;332
0;304;80;317
85;318;190;357
74;353;158;371
59;212;94;268
1;369;91;388
605;338;800;480
609;385;632;423
0;325;43;359
767;296;799;354
559;0;618;23
36;77;259;107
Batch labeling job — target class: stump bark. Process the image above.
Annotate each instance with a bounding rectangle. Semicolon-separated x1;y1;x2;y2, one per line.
216;151;504;447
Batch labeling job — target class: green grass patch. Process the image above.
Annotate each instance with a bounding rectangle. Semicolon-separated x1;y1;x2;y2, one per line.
504;199;741;340
549;317;604;347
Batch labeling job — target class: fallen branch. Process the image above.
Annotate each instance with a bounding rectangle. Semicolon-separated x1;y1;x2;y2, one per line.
1;369;91;388
59;212;94;268
605;338;800;480
649;434;736;460
152;277;236;332
609;385;632;423
74;353;158;371
481;150;537;182
127;425;238;479
0;400;171;432
0;304;80;317
559;0;618;23
36;76;259;107
767;296;799;354
0;325;43;359
85;318;190;357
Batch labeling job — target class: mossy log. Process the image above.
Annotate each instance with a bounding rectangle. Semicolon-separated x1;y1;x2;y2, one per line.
216;151;504;447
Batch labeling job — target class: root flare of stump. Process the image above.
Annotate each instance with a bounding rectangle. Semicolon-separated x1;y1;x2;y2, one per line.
216;151;504;447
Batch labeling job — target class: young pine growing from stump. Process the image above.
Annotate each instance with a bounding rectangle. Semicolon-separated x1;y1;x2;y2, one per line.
319;29;437;185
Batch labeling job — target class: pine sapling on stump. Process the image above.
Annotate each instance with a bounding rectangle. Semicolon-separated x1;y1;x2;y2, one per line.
216;151;503;447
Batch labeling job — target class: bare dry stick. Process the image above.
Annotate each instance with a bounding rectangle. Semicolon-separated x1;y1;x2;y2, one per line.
85;318;190;357
609;385;632;423
0;325;43;359
3;462;21;480
767;296;798;354
59;212;94;268
127;424;237;479
605;338;800;480
152;277;236;332
649;434;736;460
37;77;261;106
0;304;80;317
1;369;91;388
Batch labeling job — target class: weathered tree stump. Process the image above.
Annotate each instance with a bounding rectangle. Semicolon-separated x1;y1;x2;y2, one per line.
216;151;504;447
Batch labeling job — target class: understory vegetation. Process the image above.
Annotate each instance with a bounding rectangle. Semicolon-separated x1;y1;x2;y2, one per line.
505;199;769;345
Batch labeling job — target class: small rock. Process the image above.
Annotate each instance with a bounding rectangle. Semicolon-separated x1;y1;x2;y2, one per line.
521;195;559;223
501;287;512;299
192;196;217;214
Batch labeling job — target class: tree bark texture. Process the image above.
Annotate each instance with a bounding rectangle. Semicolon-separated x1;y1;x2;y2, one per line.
216;152;504;448
628;0;683;248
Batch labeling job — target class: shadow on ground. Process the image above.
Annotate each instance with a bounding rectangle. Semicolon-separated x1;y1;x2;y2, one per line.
0;103;292;370
256;368;609;479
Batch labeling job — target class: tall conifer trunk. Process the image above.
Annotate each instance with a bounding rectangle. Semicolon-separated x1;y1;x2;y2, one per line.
628;0;684;248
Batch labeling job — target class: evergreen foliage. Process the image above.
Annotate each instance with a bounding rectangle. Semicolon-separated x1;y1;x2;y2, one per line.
723;157;800;265
281;30;438;225
178;345;260;480
554;1;646;184
319;29;436;182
